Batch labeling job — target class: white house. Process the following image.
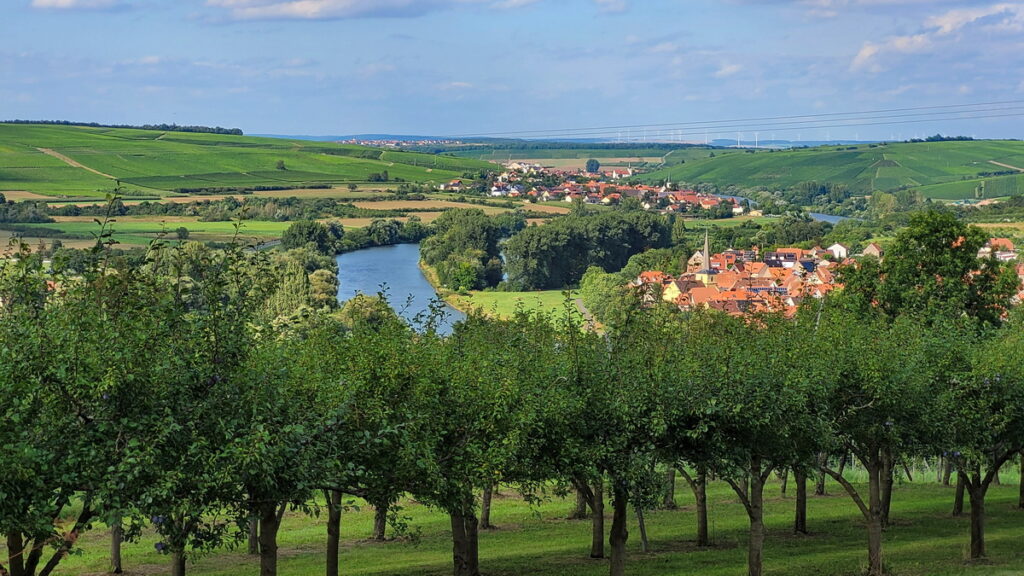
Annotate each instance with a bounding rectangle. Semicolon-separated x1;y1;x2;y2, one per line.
827;243;849;260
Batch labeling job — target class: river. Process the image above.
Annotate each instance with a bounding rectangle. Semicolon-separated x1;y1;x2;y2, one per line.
335;243;466;334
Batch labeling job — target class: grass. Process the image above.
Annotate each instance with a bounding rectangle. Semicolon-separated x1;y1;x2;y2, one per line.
0;124;495;198
448;290;581;319
12;474;1024;576
642;140;1024;200
7;216;300;245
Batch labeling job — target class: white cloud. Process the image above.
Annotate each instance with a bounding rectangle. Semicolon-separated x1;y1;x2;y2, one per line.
714;63;742;78
31;0;120;8
849;2;1024;72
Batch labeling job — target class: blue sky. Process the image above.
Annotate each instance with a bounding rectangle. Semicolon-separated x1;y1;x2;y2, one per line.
4;0;1024;139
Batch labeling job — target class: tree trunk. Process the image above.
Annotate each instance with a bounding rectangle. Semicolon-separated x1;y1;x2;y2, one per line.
480;485;494;530
7;531;26;576
794;468;808;535
326;490;342;576
1019;452;1024;510
681;467;710;547
571;488;590;520
171;551;186;576
968;485;987;559
590;480;605;559
936;456;943;484
745;460;767;576
258;503;284;576
879;448;895;528
450;509;480;576
815;453;827;496
953;471;965;517
942;457;952;486
248;514;260;555
778;468;788;497
662;468;677;509
451;512;469;576
373;503;388;540
110;519;123;574
608;484;629;576
838;453;848;478
993;469;1001;486
466;511;479;576
866;463;884;576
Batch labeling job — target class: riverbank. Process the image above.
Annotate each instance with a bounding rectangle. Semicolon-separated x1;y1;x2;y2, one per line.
419;260;581;320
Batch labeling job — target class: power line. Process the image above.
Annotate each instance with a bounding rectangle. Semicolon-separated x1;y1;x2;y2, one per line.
446;99;1024;139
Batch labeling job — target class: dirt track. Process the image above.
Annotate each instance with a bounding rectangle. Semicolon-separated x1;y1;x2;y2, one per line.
988;160;1024;173
36;147;116;179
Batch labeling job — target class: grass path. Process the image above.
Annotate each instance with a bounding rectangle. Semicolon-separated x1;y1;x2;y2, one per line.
36;147;117;179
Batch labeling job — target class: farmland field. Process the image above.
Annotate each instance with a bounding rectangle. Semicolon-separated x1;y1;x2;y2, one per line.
642;140;1024;200
0;124;495;198
5;475;1024;576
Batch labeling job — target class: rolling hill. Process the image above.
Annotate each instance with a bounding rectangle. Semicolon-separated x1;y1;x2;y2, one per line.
0;124;495;200
642;140;1024;200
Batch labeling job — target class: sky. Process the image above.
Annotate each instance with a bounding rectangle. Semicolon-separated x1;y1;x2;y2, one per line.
4;0;1024;139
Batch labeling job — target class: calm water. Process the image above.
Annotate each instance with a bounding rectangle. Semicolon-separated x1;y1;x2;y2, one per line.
335;243;465;334
808;212;851;224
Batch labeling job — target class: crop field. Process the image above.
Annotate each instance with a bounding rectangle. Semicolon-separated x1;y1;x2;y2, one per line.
642;140;1024;199
6;475;1024;576
0;125;495;197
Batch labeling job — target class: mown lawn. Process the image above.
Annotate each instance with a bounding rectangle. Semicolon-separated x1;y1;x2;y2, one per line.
12;473;1024;576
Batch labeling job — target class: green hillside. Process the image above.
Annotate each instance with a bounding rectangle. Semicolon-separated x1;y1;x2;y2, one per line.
642;140;1024;200
0;124;495;199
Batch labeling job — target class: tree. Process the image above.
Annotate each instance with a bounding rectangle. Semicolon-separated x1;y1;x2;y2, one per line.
673;311;822;576
176;226;190;240
0;242;184;576
816;306;947;576
275;160;286;171
586;159;600;173
281;221;337;254
841;209;1018;329
944;318;1024;559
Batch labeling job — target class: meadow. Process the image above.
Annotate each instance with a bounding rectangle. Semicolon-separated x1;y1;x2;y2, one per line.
10;474;1024;576
0;125;494;198
447;289;580;319
642;140;1024;200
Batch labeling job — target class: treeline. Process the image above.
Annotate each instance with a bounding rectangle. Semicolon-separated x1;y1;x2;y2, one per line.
1;119;243;135
1;211;1021;576
905;134;975;143
0;195;53;223
280;216;432;254
502;210;671;290
51;196;403;223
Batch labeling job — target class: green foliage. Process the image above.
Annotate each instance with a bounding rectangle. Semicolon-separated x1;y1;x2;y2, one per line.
503;210;671;290
421;209;504;290
839;209;1018;328
585;158;600;173
280;220;343;254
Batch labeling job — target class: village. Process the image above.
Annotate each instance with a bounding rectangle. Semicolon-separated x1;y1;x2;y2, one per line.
441;161;747;215
630;235;1024;317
